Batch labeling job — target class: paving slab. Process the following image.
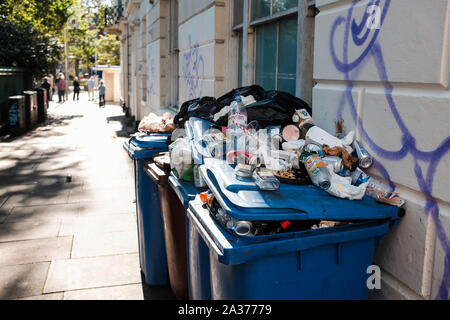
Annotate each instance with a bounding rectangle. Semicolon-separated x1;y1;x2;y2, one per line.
67;186;135;204
59;213;136;236
1;188;71;208
71;230;138;259
0;220;61;243
0;237;73;267
0;262;50;299
6;203;80;223
16;292;64;300
63;284;144;300
0;206;11;224
77;200;136;216
44;253;141;293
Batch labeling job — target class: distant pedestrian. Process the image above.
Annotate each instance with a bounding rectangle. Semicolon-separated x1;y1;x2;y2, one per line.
99;80;106;108
87;76;94;101
56;73;66;103
73;77;80;100
41;77;51;102
48;74;54;101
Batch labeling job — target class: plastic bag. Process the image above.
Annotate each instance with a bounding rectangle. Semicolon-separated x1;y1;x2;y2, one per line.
216;85;266;107
169;137;194;181
173;97;222;126
138;112;176;133
215;90;312;128
326;170;367;200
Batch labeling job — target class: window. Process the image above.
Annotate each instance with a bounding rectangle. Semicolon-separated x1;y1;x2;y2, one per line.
237;31;243;87
233;0;298;95
255;15;297;95
251;0;298;21
233;0;243;27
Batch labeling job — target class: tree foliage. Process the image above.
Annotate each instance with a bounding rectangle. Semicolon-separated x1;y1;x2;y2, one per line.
0;0;74;76
0;21;63;75
67;0;120;73
0;0;120;77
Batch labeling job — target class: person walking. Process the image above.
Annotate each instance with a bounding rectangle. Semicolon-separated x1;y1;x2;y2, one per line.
98;80;106;108
41;77;51;102
48;74;54;101
73;77;80;101
87;76;94;101
56;73;66;103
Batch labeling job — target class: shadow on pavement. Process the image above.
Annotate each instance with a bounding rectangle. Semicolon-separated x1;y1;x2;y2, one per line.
140;272;176;300
106;115;134;138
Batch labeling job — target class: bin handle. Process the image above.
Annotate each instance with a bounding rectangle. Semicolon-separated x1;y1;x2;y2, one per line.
187;208;223;257
144;165;160;184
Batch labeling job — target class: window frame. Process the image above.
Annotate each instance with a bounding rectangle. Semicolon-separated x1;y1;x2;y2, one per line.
232;0;299;91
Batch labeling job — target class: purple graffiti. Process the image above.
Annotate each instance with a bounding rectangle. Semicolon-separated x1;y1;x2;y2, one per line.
182;35;205;99
329;0;450;299
147;56;155;99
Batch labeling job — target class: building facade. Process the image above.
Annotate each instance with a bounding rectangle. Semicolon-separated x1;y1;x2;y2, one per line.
108;0;450;300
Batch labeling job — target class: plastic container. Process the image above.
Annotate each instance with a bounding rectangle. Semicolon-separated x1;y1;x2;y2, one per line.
168;175;210;300
188;196;393;299
123;133;170;286
33;87;48;123
185;159;404;299
146;153;188;299
23;90;38;131
7;95;26;136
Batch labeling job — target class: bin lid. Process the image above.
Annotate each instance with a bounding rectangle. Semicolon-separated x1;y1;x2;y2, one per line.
153;152;171;170
200;158;403;222
145;162;168;185
168;175;199;208
123;133;169;159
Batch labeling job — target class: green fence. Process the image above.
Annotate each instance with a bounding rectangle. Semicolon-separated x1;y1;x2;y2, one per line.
0;67;26;132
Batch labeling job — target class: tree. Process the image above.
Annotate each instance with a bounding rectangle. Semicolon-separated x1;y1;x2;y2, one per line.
97;34;120;66
0;0;74;38
67;0;120;74
0;0;73;78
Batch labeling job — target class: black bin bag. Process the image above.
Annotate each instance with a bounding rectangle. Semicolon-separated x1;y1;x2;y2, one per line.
217;85;266;106
174;96;223;126
215;90;312;128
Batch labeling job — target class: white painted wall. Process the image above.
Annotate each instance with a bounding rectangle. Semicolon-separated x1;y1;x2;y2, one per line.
313;0;450;300
178;1;228;103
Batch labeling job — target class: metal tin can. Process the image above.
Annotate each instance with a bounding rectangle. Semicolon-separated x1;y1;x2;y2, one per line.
303;143;322;154
321;156;344;173
352;140;373;169
235;163;256;180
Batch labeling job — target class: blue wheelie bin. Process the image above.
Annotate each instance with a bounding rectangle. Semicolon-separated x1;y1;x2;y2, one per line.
186;159;404;300
168;175;209;300
123;134;170;286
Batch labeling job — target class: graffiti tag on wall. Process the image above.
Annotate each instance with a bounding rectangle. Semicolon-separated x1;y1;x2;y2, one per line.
182;35;205;100
329;0;450;299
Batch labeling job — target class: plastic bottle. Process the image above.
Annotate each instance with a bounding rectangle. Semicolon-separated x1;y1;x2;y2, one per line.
226;96;248;163
300;153;331;190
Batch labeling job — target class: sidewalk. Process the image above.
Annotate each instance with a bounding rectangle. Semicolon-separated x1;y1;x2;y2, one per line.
0;92;174;300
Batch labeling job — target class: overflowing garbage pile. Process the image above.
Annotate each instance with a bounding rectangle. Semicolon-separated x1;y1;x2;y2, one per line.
138;112;176;133
168;86;405;237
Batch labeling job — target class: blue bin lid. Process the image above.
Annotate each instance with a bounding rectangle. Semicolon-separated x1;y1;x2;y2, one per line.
188;197;390;265
200;159;403;222
168;174;200;208
123;133;170;159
